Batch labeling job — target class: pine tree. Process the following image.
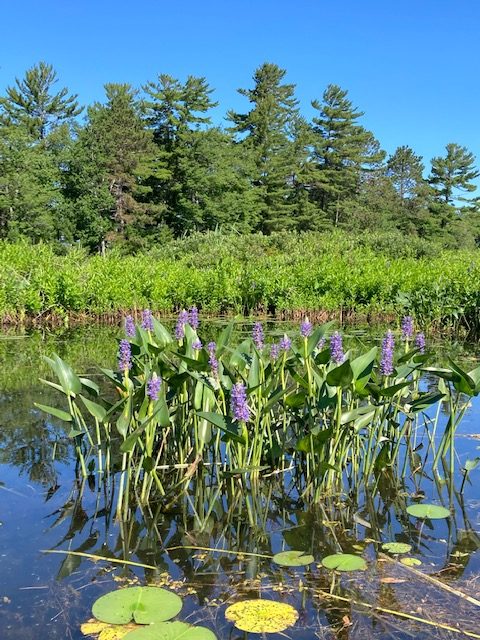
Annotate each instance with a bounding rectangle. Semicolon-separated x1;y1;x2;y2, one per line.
0;61;81;140
429;143;479;205
387;146;425;200
64;84;162;250
227;63;301;232
309;85;385;225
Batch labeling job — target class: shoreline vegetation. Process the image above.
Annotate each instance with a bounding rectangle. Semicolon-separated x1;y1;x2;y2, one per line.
1;230;480;330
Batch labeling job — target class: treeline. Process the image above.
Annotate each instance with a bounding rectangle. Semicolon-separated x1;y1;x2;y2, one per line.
0;61;479;252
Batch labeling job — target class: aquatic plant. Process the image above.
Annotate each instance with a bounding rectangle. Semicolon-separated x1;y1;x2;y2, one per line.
225;599;298;633
36;312;480;515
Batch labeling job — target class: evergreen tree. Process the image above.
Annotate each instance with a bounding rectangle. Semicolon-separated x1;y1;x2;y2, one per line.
64;84;162;250
386;146;425;200
429;143;479;205
0;61;81;140
227;63;301;232
309;84;385;225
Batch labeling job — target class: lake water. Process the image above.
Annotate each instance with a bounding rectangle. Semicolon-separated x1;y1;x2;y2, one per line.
1;324;480;639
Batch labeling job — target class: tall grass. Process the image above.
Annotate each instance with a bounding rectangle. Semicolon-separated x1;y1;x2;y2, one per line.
2;231;480;329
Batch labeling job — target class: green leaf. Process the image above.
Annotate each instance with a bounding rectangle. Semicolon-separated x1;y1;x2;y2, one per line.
407;392;445;413
381;542;412;554
406;503;450;519
272;550;314;567
351;347;377;389
326;360;353;388
34;403;72;422
79;395;107;422
464;457;480;472
321;553;366;572
91;587;182;625
225;599;298;634
400;557;422;567
196;411;246;444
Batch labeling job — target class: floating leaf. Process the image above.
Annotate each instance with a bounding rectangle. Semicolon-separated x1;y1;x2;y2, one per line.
321;553;367;572
92;587;182;625
406;504;450;519
272;550;314;567
400;557;422;567
81;619;138;639
381;542;412;554
123;621;217;639
225;599;298;633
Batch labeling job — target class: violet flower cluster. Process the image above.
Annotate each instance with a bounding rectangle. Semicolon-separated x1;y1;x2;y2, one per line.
192;338;203;350
270;343;280;361
317;337;326;351
141;309;154;331
300;317;313;338
118;339;132;371
415;332;426;354
380;330;395;376
125;315;136;338
252;322;264;350
207;342;219;378
401;316;414;341
230;382;250;422
279;334;291;352
330;332;344;364
147;374;162;401
175;309;189;340
188;306;199;330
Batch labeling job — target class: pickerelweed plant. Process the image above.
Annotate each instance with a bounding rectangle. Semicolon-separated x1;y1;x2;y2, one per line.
36;313;480;516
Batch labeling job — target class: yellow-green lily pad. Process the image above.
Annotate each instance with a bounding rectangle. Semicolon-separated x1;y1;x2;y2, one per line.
225;599;298;633
400;557;422;567
381;542;412;554
406;504;450;519
272;550;314;567
123;621;217;639
321;553;367;572
92;587;182;625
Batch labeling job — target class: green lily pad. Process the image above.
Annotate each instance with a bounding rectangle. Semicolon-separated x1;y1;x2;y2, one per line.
400;557;422;567
321;553;367;572
272;550;314;567
123;621;217;639
92;587;182;625
225;599;298;633
406;504;450;520
381;542;412;554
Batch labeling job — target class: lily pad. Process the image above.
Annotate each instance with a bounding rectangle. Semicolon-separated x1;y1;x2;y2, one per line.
406;504;450;520
81;619;139;640
123;621;217;639
272;550;314;567
321;553;367;572
400;557;422;567
92;587;182;625
225;599;298;633
381;542;412;554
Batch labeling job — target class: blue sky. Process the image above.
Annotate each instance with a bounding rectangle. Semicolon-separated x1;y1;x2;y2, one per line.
1;0;479;176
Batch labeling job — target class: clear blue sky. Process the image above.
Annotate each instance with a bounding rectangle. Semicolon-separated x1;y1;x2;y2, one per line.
1;0;479;176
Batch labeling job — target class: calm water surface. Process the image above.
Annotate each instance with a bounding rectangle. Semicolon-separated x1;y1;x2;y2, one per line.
1;324;480;639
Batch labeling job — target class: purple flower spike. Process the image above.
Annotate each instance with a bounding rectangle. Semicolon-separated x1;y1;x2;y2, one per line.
279;334;291;352
141;309;154;331
300;317;313;338
207;341;219;378
192;338;203;350
317;337;326;351
415;332;426;354
270;343;280;361
118;339;132;371
125;315;136;338
175;309;189;340
188;306;199;330
230;382;250;422
330;332;344;364
147;374;162;401
380;330;395;376
252;322;264;350
401;316;414;341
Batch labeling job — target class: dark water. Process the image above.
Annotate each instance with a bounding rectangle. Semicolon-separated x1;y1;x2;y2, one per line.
1;325;480;639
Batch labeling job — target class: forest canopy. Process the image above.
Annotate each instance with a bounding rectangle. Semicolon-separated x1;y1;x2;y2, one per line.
0;61;478;252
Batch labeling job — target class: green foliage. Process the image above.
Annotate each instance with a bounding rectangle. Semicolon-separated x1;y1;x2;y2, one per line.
92;587;182;625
